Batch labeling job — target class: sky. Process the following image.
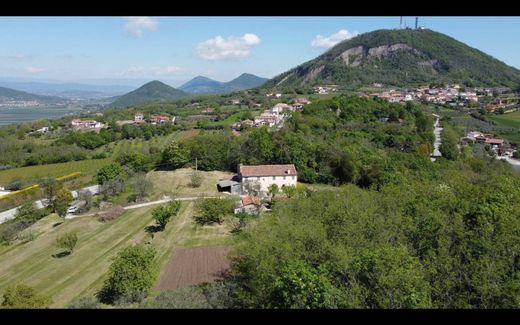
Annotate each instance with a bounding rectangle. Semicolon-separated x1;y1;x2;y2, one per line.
1;16;519;87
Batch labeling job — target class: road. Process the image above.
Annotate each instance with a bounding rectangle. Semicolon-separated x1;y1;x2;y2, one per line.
496;155;520;172
65;195;222;219
430;115;443;162
0;185;100;224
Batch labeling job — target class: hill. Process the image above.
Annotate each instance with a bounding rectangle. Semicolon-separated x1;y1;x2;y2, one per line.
179;73;268;94
110;81;188;108
0;86;67;104
264;28;520;91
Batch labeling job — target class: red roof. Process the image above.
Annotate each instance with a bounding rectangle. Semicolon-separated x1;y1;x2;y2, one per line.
241;196;260;206
239;164;297;177
485;138;505;145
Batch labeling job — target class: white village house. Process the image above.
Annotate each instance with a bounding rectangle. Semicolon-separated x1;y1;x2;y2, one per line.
238;164;297;193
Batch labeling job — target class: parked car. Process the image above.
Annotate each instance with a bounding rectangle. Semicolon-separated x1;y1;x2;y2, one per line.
67;206;79;214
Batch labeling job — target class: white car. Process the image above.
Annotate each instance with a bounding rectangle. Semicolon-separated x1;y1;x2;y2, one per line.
67;206;79;214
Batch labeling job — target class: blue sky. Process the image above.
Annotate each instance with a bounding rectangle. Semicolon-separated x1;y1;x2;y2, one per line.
1;16;519;87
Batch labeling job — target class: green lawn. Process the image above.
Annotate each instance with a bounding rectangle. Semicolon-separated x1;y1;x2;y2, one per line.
0;199;234;307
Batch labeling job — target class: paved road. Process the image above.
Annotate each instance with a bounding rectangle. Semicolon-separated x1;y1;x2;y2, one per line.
0;184;100;224
430;116;443;162
496;156;520;171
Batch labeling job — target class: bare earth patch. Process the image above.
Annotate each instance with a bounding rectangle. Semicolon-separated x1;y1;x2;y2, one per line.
156;246;230;291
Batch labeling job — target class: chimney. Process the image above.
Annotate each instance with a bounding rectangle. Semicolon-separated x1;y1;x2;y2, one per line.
286;169;291;175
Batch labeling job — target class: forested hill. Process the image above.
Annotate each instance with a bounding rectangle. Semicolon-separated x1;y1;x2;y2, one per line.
263;28;520;91
110;81;188;108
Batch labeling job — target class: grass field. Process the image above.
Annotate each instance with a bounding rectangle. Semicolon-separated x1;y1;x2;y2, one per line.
0;199;234;307
488;110;520;129
0;158;111;186
147;168;234;199
0;168;236;307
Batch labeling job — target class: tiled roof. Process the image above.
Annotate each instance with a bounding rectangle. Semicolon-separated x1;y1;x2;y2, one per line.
242;196;261;206
239;164;297;177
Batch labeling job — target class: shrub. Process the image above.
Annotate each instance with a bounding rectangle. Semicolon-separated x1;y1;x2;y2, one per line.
140;287;210;309
190;172;203;188
1;284;53;308
97;206;125;222
67;296;101;309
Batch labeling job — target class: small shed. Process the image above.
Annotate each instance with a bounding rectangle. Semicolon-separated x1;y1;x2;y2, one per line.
217;179;241;195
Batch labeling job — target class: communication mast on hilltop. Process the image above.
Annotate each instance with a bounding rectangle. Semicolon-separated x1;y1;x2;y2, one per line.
400;16;403;29
415;17;419;29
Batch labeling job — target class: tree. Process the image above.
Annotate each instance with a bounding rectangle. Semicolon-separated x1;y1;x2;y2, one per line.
195;198;234;225
268;184;279;199
152;201;181;231
56;232;78;254
133;173;153;202
162;140;189;169
54;188;73;217
96;163;126;185
1;284;53;308
100;178;126;199
98;245;158;304
40;177;61;207
271;259;338;308
77;190;93;213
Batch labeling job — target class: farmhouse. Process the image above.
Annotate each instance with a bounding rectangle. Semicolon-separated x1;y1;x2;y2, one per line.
134;113;144;123
151;115;174;124
238;164;297;192
71;119;105;129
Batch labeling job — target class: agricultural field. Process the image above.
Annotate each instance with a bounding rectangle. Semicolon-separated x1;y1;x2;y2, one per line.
0;158;111;187
487;110;520;129
156;246;230;291
0;199;235;307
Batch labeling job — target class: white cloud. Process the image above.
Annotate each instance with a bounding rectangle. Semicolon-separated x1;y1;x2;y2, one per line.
25;66;44;73
311;29;358;49
194;33;261;60
120;65;182;77
123;17;159;38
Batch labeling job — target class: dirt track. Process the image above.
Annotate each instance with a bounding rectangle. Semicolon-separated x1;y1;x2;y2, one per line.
156;246;231;291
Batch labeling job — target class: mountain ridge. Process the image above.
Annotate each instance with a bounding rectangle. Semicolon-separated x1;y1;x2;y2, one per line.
179;73;268;94
263;28;520;91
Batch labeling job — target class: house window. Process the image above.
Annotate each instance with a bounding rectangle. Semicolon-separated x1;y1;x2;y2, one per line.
283;176;286;180
273;176;275;180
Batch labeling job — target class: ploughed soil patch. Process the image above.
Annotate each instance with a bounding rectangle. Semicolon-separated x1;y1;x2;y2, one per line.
156;246;230;291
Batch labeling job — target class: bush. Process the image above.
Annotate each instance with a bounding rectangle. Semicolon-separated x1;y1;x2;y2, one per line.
190;172;203;188
67;296;101;309
98;245;158;305
56;232;78;254
140;287;210;309
1;284;53;308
